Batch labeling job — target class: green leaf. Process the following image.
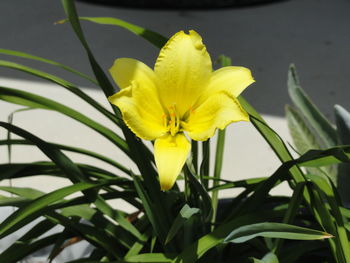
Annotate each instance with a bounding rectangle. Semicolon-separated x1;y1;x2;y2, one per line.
306;183;341;262
185;164;213;222
238;96;306;183
0;180;116;238
171;210;286;263
0;59;120;126
0;122;143;241
125;253;175;262
46;211;124;259
0;86;129;156
298;146;350;168
199;139;210;189
165;204;200;244
0;186;44;199
0;48;97;84
132;175;167;244
0;139;130;175
211;56;230;223
61;0;115;97
211;130;225;223
274;182;306;254
335;104;350;144
334;105;350;203
285;105;321;154
62;5;175;239
0;195;29;207
78;17;167;49
286;105;337;183
171;144;350;262
224;222;333;243
306;174;350;261
0;233;63;263
207;177;267;192
288;64;337;147
279;241;326;263
251;252;279;263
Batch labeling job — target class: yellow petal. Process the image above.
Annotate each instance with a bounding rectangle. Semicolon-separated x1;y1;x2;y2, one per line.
204;66;255;99
154;133;191;191
154;30;212;117
108;80;167;140
184;91;249;141
109;58;158;90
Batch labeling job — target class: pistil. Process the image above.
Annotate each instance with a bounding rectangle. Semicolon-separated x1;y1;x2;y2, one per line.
168;105;180;136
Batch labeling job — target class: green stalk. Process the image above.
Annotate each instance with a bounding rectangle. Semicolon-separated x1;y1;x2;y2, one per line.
211;129;226;225
191;140;198;174
200;140;210;190
211;55;231;224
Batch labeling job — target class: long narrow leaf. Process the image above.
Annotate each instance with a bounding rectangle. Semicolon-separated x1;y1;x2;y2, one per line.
0;139;130;175
72;17;167;49
0;179;118;238
165;204;200;244
0;48;97;84
0;59;120;126
224;222;332;243
0;86;129;156
288;64;337;147
61;0;115;97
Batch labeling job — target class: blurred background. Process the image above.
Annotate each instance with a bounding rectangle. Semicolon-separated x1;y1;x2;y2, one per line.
0;0;349;116
0;0;349;196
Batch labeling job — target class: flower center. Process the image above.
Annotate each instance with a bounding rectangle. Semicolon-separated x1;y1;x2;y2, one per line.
162;104;195;136
161;104;181;136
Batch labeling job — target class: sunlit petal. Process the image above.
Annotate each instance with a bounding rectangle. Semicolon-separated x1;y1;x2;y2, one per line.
207;66;255;97
109;58;158;90
108;80;167;140
154;30;212;116
154;133;191;191
184;91;249;141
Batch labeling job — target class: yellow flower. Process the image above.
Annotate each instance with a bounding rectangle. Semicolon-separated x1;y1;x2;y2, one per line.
108;30;254;191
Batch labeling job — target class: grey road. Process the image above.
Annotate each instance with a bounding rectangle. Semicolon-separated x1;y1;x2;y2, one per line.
0;0;349;117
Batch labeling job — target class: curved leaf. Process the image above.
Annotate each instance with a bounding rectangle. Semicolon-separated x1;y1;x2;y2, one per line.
224;222;332;244
0;59;120;126
77;17;167;49
288;64;337;147
165;204;200;244
0;139;130;175
0;86;129;156
0;179;118;238
251;252;279;263
0;48;97;84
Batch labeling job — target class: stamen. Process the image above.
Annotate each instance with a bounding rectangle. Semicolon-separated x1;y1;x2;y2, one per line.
162;114;168;128
167;104;180;136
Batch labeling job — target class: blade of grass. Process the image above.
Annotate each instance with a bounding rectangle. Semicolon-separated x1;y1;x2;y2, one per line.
0;139;130;175
61;0;114;97
273;182;306;254
0;233;63;263
0;86;129;156
0;48;97;84
171;210;286;263
200;140;210;189
212;129;226;225
307;173;350;261
165;204;200;245
0;59;120;126
0;122;143;240
66;16;167;49
0;179;118;238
